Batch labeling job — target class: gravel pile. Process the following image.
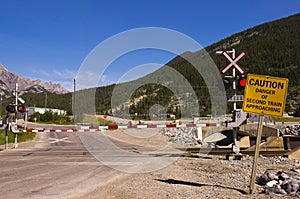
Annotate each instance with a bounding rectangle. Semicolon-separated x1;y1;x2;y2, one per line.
279;125;300;136
162;127;201;146
257;168;300;197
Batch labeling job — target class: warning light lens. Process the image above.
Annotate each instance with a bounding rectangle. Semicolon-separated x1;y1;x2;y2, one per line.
223;78;231;90
239;79;246;87
17;105;26;113
6;105;15;113
238;78;247;90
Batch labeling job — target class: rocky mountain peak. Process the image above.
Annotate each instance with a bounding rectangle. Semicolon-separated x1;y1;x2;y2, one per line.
0;64;69;98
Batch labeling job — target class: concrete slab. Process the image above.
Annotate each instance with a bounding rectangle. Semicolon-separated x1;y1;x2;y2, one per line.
204;132;227;143
236;136;250;148
239;124;278;137
287;146;300;160
246;136;284;151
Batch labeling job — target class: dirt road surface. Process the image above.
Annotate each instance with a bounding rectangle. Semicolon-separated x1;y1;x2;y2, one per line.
77;128;300;199
2;126;298;198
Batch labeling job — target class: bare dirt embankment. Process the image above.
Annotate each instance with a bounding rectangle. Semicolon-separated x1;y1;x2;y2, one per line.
76;128;300;199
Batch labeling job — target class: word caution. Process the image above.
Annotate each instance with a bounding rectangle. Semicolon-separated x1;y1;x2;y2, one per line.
242;74;288;117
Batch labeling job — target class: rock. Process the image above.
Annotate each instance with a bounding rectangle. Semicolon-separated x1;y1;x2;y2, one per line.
275;185;287;195
259;169;300;196
291;168;300;173
266;180;278;187
267;171;279;181
279;125;300;136
278;172;290;181
282;180;293;194
258;170;278;185
163;127;207;146
290;179;299;193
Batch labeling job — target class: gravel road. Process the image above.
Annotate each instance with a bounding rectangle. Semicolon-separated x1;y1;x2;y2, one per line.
77;128;300;199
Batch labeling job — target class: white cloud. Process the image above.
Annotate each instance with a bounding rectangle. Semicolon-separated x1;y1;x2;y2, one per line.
60;80;74;92
29;68;116;91
53;69;76;80
31;68;52;77
27;68;77;91
99;74;115;86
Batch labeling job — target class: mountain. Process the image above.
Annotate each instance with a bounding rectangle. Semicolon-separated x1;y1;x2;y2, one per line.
205;13;300;114
102;13;300;117
5;13;300;117
97;14;300;116
0;79;10;98
0;64;69;98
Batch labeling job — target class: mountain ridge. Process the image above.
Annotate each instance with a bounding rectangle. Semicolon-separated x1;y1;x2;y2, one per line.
0;64;69;98
2;13;300;117
108;13;300;117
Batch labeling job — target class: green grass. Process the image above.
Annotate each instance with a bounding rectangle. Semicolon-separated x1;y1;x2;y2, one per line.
97;117;117;126
35;120;74;125
0;130;36;145
271;116;300;123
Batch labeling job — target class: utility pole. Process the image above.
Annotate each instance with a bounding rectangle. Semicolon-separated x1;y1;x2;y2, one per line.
73;78;76;123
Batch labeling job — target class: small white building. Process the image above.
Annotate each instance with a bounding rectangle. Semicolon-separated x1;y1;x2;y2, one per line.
27;107;67;116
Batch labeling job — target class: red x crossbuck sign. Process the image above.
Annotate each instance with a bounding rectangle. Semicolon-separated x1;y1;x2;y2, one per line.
221;51;246;75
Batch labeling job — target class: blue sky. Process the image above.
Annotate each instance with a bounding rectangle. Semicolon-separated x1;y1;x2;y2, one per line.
0;0;300;91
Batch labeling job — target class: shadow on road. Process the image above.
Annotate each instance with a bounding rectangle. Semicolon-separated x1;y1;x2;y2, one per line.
156;178;248;195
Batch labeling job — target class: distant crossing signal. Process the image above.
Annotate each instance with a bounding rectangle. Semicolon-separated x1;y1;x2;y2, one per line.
6;105;15;113
17;105;26;113
5;104;26;113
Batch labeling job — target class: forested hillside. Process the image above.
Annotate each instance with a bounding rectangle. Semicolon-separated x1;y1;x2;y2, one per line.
123;13;300;118
208;13;300;87
208;13;300;114
3;13;300;118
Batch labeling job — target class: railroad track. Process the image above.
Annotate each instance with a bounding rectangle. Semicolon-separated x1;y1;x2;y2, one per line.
185;147;290;156
183;135;300;157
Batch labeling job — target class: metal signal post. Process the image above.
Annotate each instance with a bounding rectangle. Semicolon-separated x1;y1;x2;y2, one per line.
9;83;27;148
216;49;239;110
216;49;246;157
14;83;19;148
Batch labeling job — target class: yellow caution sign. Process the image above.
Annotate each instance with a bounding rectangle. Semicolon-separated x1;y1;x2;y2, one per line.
242;74;288;117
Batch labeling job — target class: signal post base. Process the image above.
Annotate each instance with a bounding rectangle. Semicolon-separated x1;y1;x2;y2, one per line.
226;153;243;160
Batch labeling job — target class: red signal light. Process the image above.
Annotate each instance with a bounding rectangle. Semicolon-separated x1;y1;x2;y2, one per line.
17;105;26;113
237;77;247;90
239;78;246;87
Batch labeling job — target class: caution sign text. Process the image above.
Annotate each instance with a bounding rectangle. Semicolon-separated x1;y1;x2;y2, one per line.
242;74;288;117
